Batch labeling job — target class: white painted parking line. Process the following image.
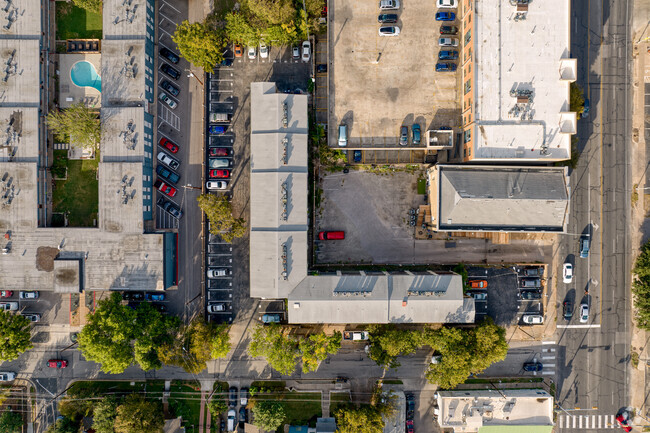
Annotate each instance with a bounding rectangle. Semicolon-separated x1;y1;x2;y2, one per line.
160;0;180;13
541;356;555;360
158;106;180;131
159;27;174;39
541;370;554;375
159;13;176;25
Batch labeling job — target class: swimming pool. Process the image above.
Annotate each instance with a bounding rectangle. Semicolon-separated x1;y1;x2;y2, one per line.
70;61;101;93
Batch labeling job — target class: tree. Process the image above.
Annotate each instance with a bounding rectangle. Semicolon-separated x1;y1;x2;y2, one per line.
0;411;23;433
570;82;585;119
225;13;260;46
46;103;101;153
0;311;32;362
634;241;650;277
211;323;232;359
245;0;297;25
248;324;299;375
197;194;247;243
44;417;78;433
366;325;424;368
299;331;341;373
335;405;385;433
207;397;228;418
633;242;650;330
251;401;286;431
133;303;180;371
71;0;102;14
92;397;118;433
172;20;226;71
114;395;164;433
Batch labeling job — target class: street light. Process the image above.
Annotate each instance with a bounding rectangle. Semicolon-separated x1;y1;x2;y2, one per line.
185;69;204;86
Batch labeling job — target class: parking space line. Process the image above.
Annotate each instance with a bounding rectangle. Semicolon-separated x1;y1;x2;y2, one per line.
159;13;176;25
159;27;174;39
160;0;180;13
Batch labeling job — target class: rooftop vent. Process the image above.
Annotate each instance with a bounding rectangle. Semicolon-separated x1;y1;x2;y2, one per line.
119;119;137;150
281;137;288;165
281;243;288;280
282;102;288;128
117;175;136;205
281;180;288;221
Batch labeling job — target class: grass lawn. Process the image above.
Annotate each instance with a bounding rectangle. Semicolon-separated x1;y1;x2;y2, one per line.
56;2;102;40
253;391;321;430
67;381;147;396
168;381;202;433
52;150;98;227
329;393;352;416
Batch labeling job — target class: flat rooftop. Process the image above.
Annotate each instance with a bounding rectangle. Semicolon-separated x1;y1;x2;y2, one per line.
0;0;41;37
436;389;554;433
98;162;145;233
0;161;37;230
250;132;308;171
0;39;40;105
101;106;146;161
0;107;39;161
103;0;147;38
101;39;146;106
250;172;308;229
473;0;573;161
431;165;569;232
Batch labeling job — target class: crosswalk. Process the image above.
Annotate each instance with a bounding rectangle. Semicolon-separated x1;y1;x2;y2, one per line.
557;414;618;430
539;345;555;375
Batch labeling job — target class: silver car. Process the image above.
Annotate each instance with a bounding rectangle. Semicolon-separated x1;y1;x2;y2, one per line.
157;151;180;170
0;302;18;311
19;291;38;299
209;158;231;168
158;92;177;109
0;372;16;382
208;303;227;313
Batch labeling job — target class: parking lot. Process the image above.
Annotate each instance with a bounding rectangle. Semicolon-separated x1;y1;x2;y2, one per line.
329;0;460;148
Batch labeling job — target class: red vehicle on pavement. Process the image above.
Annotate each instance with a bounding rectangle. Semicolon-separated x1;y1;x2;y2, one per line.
0;290;12;298
318;231;345;240
209;169;230;179
159;137;179;153
209;147;231;157
616;415;632;432
47;359;68;368
468;280;488;289
406;420;414;433
154;179;177;197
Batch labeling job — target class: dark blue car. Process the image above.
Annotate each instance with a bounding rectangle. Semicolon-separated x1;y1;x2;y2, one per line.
435;11;455;21
353;150;362;162
209;125;227;134
156;165;180;185
436;62;457;72
145;292;165;301
582;98;590;119
438;50;458;60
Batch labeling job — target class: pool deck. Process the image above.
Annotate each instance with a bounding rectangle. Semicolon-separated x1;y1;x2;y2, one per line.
59;53;102;109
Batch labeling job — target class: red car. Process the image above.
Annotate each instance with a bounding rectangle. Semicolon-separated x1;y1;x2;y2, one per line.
209;147;231;157
47;359;68;368
159;137;179;154
406;420;414;433
154;179;177;197
318;231;345;240
0;290;12;298
234;44;243;57
468;280;488;289
617;415;632;432
209;169;230;179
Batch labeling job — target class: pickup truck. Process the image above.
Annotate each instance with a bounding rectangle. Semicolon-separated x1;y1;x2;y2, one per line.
210;113;231;123
343;331;369;341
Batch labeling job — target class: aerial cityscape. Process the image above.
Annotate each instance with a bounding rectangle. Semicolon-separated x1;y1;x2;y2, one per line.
0;0;645;432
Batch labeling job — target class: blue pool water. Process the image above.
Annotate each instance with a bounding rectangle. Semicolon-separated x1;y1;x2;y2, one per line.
70;61;102;92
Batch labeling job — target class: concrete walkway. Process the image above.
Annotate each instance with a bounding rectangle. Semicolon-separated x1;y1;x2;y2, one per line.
286;380;351;418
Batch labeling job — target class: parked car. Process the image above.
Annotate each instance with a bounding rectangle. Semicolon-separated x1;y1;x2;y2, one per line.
438;50;458;60
563;301;573;320
580;303;589;323
209;125;227;135
0;302;18;311
157;197;183;219
437;0;457;7
229;387;238;407
379;0;399;10
122;292;145;301
522;314;544;325
160;47;180;64
239;407;247;425
47;359;68;369
523;266;543;277
0;372;16;382
206;180;228;190
302;40;311;62
563;263;573;283
292;45;300;59
353;150;362;163
338;124;347;147
156;165;180;185
145;292;165;301
209;147;231;157
261;313;281;323
259;42;268;58
436;62;457;72
523;362;543;372
519;290;542;300
247;46;256;59
154;179;177;197
159;137;179;153
19;291;38;299
0;290;12;298
22;313;40;322
157;151;180;170
220;58;233;67
227;409;236;432
520;278;541;288
579;235;591;258
159;92;177;109
209;158;231;169
208;303;227;313
468;280;487;289
207;268;230;278
440;25;459;34
240;387;249;406
234;44;243;57
435;11;455;21
439;37;458;46
400;126;408;146
582;98;590;119
161;63;181;80
151;304;167;313
379;26;400;36
209;169;230;179
616;414;632;433
317;64;327;73
467;290;487;301
378;13;398;23
406;420;414;433
160;80;180;97
318;231;345;240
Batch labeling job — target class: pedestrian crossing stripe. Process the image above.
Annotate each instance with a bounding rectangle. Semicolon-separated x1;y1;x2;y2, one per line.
558;414;617;429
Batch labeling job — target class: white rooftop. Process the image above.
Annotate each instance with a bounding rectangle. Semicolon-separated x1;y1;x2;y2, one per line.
103;0;147;38
0;161;37;229
101;39;146;106
250;172;308;229
0;0;41;37
98;162;145;233
101;106;146;160
0;39;40;105
0;107;39;161
250;132;308;171
473;0;573;161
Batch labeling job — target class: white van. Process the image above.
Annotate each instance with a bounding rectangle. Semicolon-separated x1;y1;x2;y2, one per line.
227;409;236;431
338;125;347;147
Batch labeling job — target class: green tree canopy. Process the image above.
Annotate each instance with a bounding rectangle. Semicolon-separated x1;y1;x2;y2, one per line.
335;405;385;433
197;194;247;243
633;240;650;330
244;0;296;26
299;331;341;373
44;417;79;433
248;324;299;375
92;397;118;433
0;311;32;362
225;13;260;46
0;411;23;433
71;0;101;14
46;103;101;153
78;292;180;373
114;395;164;433
207;397;228;418
172;20;226;71
251;400;286;431
570;82;585;119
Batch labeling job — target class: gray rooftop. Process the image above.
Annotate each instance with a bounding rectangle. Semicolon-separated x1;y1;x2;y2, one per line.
103;0;147;38
250;171;308;229
101;107;146;161
250;132;308;171
101;40;146;106
0;0;41;37
99;162;145;233
0;39;40;105
287;274;474;324
0;107;38;161
434;165;569;232
0;162;37;229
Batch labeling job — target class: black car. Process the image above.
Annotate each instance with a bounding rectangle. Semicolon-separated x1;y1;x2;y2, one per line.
161;80;180;97
220;419;225;433
229;386;238;407
239;407;247;425
317;64;327;73
353;150;362;163
156;165;180;185
161;63;181;80
157;197;183;219
440;25;459;35
523;361;543;372
519;290;542;300
160;47;180;64
563;301;573;320
122;291;144;301
151;303;167;313
378;13;398;23
220;58;233;67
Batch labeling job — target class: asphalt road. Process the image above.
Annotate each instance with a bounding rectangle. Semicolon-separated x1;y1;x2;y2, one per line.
555;0;632;424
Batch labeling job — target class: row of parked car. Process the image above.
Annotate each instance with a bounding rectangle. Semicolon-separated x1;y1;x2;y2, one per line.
225;387;248;432
0;290;41;321
435;0;459;72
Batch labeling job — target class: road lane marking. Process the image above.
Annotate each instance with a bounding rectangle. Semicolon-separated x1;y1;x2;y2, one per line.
556;324;601;328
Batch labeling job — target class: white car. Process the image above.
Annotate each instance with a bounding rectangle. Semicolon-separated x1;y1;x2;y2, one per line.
157;151;180;170
292;45;300;59
0;302;18;311
19;291;38;299
437;0;457;7
158;92;177;109
0;372;16;382
439;37;459;47
206;180;228;190
379;0;400;10
301;41;311;62
207;268;230;278
522;314;544;325
379;26;400;36
207;303;227;313
563;263;573;283
579;303;589;323
259;42;268;59
247;46;256;59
